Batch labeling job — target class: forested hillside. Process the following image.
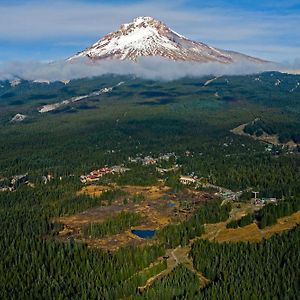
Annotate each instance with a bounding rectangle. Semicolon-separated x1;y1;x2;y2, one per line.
1;73;300;299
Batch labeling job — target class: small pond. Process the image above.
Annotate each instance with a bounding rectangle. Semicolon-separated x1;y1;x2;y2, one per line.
131;229;156;239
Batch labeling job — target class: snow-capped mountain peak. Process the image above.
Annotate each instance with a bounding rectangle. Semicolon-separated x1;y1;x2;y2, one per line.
68;16;268;64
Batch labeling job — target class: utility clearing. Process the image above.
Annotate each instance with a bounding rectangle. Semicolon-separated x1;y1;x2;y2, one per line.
131;204;300;294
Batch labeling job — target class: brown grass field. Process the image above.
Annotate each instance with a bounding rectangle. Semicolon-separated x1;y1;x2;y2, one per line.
76;184;112;197
202;210;300;243
56;184;212;250
57;183;300;251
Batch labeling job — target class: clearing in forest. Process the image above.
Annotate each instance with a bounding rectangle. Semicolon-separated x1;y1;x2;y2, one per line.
56;183;213;250
136;205;300;294
202;210;300;243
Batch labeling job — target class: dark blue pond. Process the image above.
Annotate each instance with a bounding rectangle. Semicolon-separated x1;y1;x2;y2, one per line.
132;230;156;239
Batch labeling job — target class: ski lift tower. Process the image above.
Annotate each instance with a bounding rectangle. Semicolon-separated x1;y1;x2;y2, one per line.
252;191;259;200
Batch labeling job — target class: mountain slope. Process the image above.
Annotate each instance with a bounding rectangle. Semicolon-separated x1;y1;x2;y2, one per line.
68;16;268;64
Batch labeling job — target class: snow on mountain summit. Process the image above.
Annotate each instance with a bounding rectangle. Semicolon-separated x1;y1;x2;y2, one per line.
68;16;268;64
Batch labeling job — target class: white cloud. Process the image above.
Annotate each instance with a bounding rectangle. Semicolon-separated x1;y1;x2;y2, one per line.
0;57;280;82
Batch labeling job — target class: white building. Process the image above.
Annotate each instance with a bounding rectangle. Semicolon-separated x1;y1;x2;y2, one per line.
180;176;196;185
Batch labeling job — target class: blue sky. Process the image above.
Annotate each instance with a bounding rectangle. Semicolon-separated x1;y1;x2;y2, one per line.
0;0;300;64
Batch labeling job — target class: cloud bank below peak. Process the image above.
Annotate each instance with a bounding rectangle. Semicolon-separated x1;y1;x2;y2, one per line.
0;57;282;82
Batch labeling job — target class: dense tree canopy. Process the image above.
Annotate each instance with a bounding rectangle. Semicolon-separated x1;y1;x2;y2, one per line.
1;73;300;298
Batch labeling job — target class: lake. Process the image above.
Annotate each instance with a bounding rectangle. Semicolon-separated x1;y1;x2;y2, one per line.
131;229;156;239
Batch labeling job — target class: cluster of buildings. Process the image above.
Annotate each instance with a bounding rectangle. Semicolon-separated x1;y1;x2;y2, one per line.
179;175;209;186
156;166;179;174
179;176;197;185
251;191;277;205
128;153;176;166
41;174;54;184
179;175;241;200
79;152;178;184
0;174;28;192
218;191;238;201
253;197;277;205
80;165;130;183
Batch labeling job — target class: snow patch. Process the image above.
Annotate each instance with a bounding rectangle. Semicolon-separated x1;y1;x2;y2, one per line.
204;76;220;86
290;82;299;92
10;113;27;123
33;79;50;84
117;81;125;86
60;80;70;85
38;82;123;113
10;79;21;87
